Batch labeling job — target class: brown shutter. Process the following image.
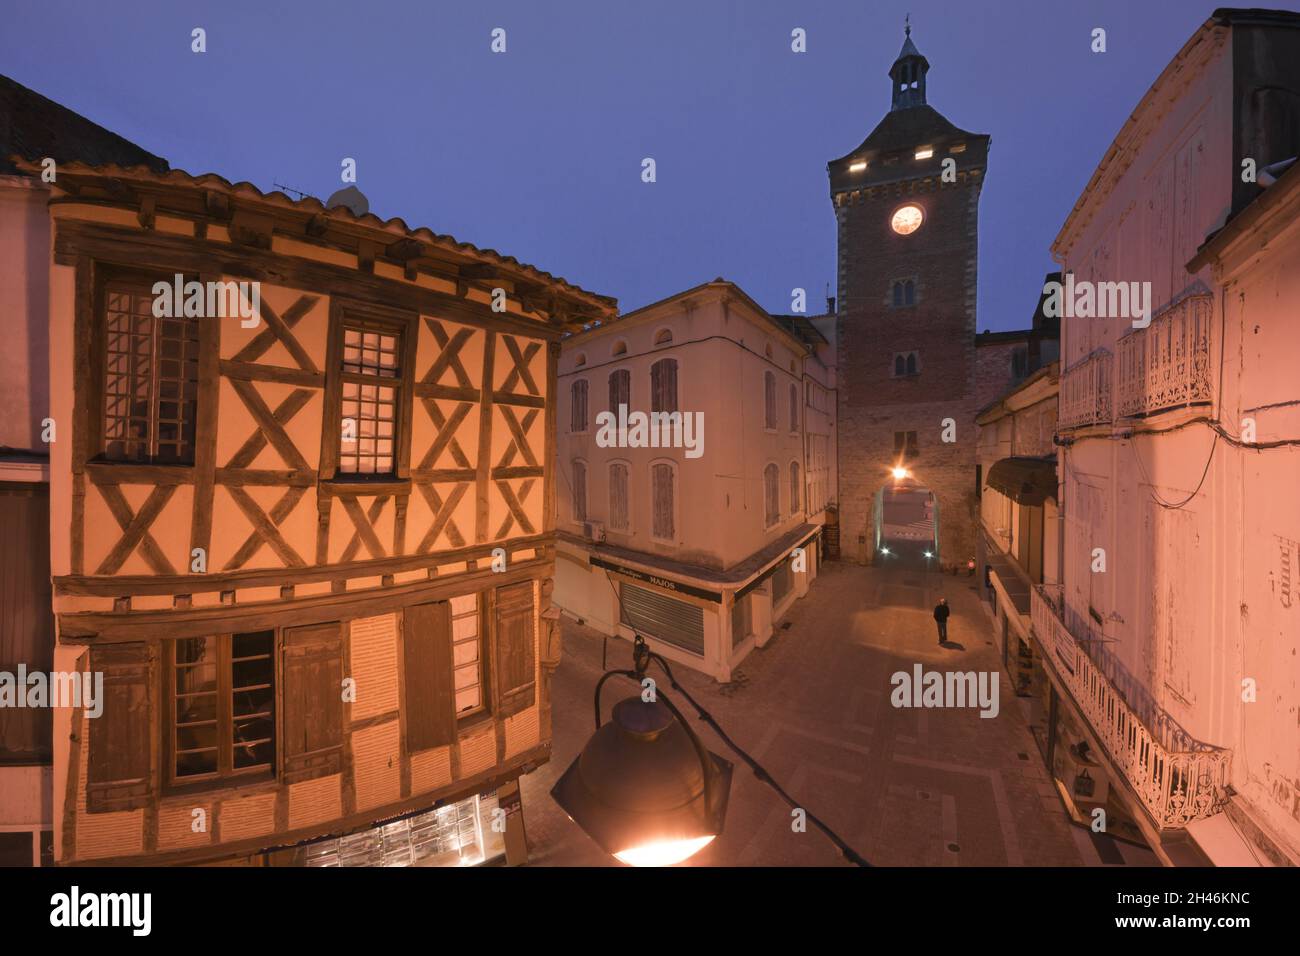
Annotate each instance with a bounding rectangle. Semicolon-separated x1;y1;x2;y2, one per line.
403;602;456;751
87;642;151;813
282;622;344;783
653;463;674;539
493;583;536;717
0;486;54;759
651;359;678;414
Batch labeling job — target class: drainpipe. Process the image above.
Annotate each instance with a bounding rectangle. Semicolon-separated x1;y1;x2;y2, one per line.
1050;252;1068;596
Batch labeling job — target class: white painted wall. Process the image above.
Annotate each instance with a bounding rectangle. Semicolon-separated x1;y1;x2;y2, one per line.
0;178;51;452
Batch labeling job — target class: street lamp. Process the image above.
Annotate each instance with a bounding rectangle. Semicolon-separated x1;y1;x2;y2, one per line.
891;465;909;481
551;635;869;867
550;695;733;866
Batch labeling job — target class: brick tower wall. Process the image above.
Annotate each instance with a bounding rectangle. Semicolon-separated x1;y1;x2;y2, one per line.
835;169;986;565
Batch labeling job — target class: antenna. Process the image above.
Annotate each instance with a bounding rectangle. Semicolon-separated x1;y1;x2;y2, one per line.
272;181;310;200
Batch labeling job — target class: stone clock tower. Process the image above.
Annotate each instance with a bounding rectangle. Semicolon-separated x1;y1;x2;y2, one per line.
828;25;990;565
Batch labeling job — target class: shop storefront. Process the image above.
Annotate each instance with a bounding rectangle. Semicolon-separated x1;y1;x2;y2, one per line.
285;790;510;868
556;529;821;682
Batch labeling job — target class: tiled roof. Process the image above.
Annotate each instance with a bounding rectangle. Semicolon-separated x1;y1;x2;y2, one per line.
830;104;981;164
15;159;616;312
0;74;168;175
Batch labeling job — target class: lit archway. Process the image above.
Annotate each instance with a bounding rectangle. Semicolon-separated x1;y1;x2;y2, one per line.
873;480;938;565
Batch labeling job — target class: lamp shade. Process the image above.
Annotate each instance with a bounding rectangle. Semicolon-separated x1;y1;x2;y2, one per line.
550;696;733;866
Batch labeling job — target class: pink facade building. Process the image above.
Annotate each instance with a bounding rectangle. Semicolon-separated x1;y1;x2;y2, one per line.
1042;9;1300;865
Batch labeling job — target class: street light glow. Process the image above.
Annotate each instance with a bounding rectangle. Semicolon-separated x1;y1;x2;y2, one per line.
891;466;909;480
551;696;733;867
615;835;716;867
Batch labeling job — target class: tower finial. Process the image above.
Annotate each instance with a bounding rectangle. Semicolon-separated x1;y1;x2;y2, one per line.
905;13;911;37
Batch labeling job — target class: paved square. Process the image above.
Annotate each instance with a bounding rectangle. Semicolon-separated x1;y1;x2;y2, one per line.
522;560;1156;866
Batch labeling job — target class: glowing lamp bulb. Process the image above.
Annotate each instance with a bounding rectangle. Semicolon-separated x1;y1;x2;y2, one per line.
891;466;909;480
881;547;891;555
614;835;716;867
924;551;933;558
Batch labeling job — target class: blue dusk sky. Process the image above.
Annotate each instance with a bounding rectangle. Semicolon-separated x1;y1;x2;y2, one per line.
4;0;1293;329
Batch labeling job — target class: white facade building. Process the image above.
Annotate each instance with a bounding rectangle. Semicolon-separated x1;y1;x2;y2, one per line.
555;279;837;681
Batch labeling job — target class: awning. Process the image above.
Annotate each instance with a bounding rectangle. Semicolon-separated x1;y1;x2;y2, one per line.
1185;811;1262;867
986;457;1057;505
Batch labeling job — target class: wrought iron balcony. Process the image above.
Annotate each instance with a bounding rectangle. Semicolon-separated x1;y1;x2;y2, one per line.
1031;584;1230;830
1058;349;1113;429
1116;294;1214;418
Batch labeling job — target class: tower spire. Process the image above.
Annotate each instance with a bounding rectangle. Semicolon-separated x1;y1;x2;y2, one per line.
890;19;929;111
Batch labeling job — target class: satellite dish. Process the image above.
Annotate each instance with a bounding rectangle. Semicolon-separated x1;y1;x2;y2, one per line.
325;185;369;217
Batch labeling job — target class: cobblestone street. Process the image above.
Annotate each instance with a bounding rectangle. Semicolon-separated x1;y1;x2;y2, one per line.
522;559;1159;866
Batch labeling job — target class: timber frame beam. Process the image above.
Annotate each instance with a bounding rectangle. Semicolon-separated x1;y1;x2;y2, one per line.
54;220;570;343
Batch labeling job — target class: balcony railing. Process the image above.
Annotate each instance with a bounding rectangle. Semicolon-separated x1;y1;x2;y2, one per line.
1116;294;1214;418
1058;349;1113;429
1031;584;1230;830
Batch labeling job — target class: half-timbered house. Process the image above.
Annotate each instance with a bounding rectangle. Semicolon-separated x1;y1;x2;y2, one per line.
17;157;614;866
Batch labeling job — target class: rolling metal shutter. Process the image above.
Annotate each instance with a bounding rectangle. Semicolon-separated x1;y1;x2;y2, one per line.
620;583;705;656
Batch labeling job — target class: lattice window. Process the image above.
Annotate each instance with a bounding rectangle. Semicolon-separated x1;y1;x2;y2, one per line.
102;284;199;463
340;324;402;475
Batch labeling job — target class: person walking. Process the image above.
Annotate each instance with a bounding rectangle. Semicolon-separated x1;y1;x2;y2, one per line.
933;598;950;645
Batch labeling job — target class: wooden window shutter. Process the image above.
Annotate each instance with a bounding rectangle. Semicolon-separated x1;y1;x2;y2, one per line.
493;583;536;717
651;359;677;414
282;622;344;783
403;602;456;751
652;463;674;540
87;642;152;813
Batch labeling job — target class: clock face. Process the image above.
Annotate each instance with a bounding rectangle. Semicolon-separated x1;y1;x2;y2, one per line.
891;204;924;236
